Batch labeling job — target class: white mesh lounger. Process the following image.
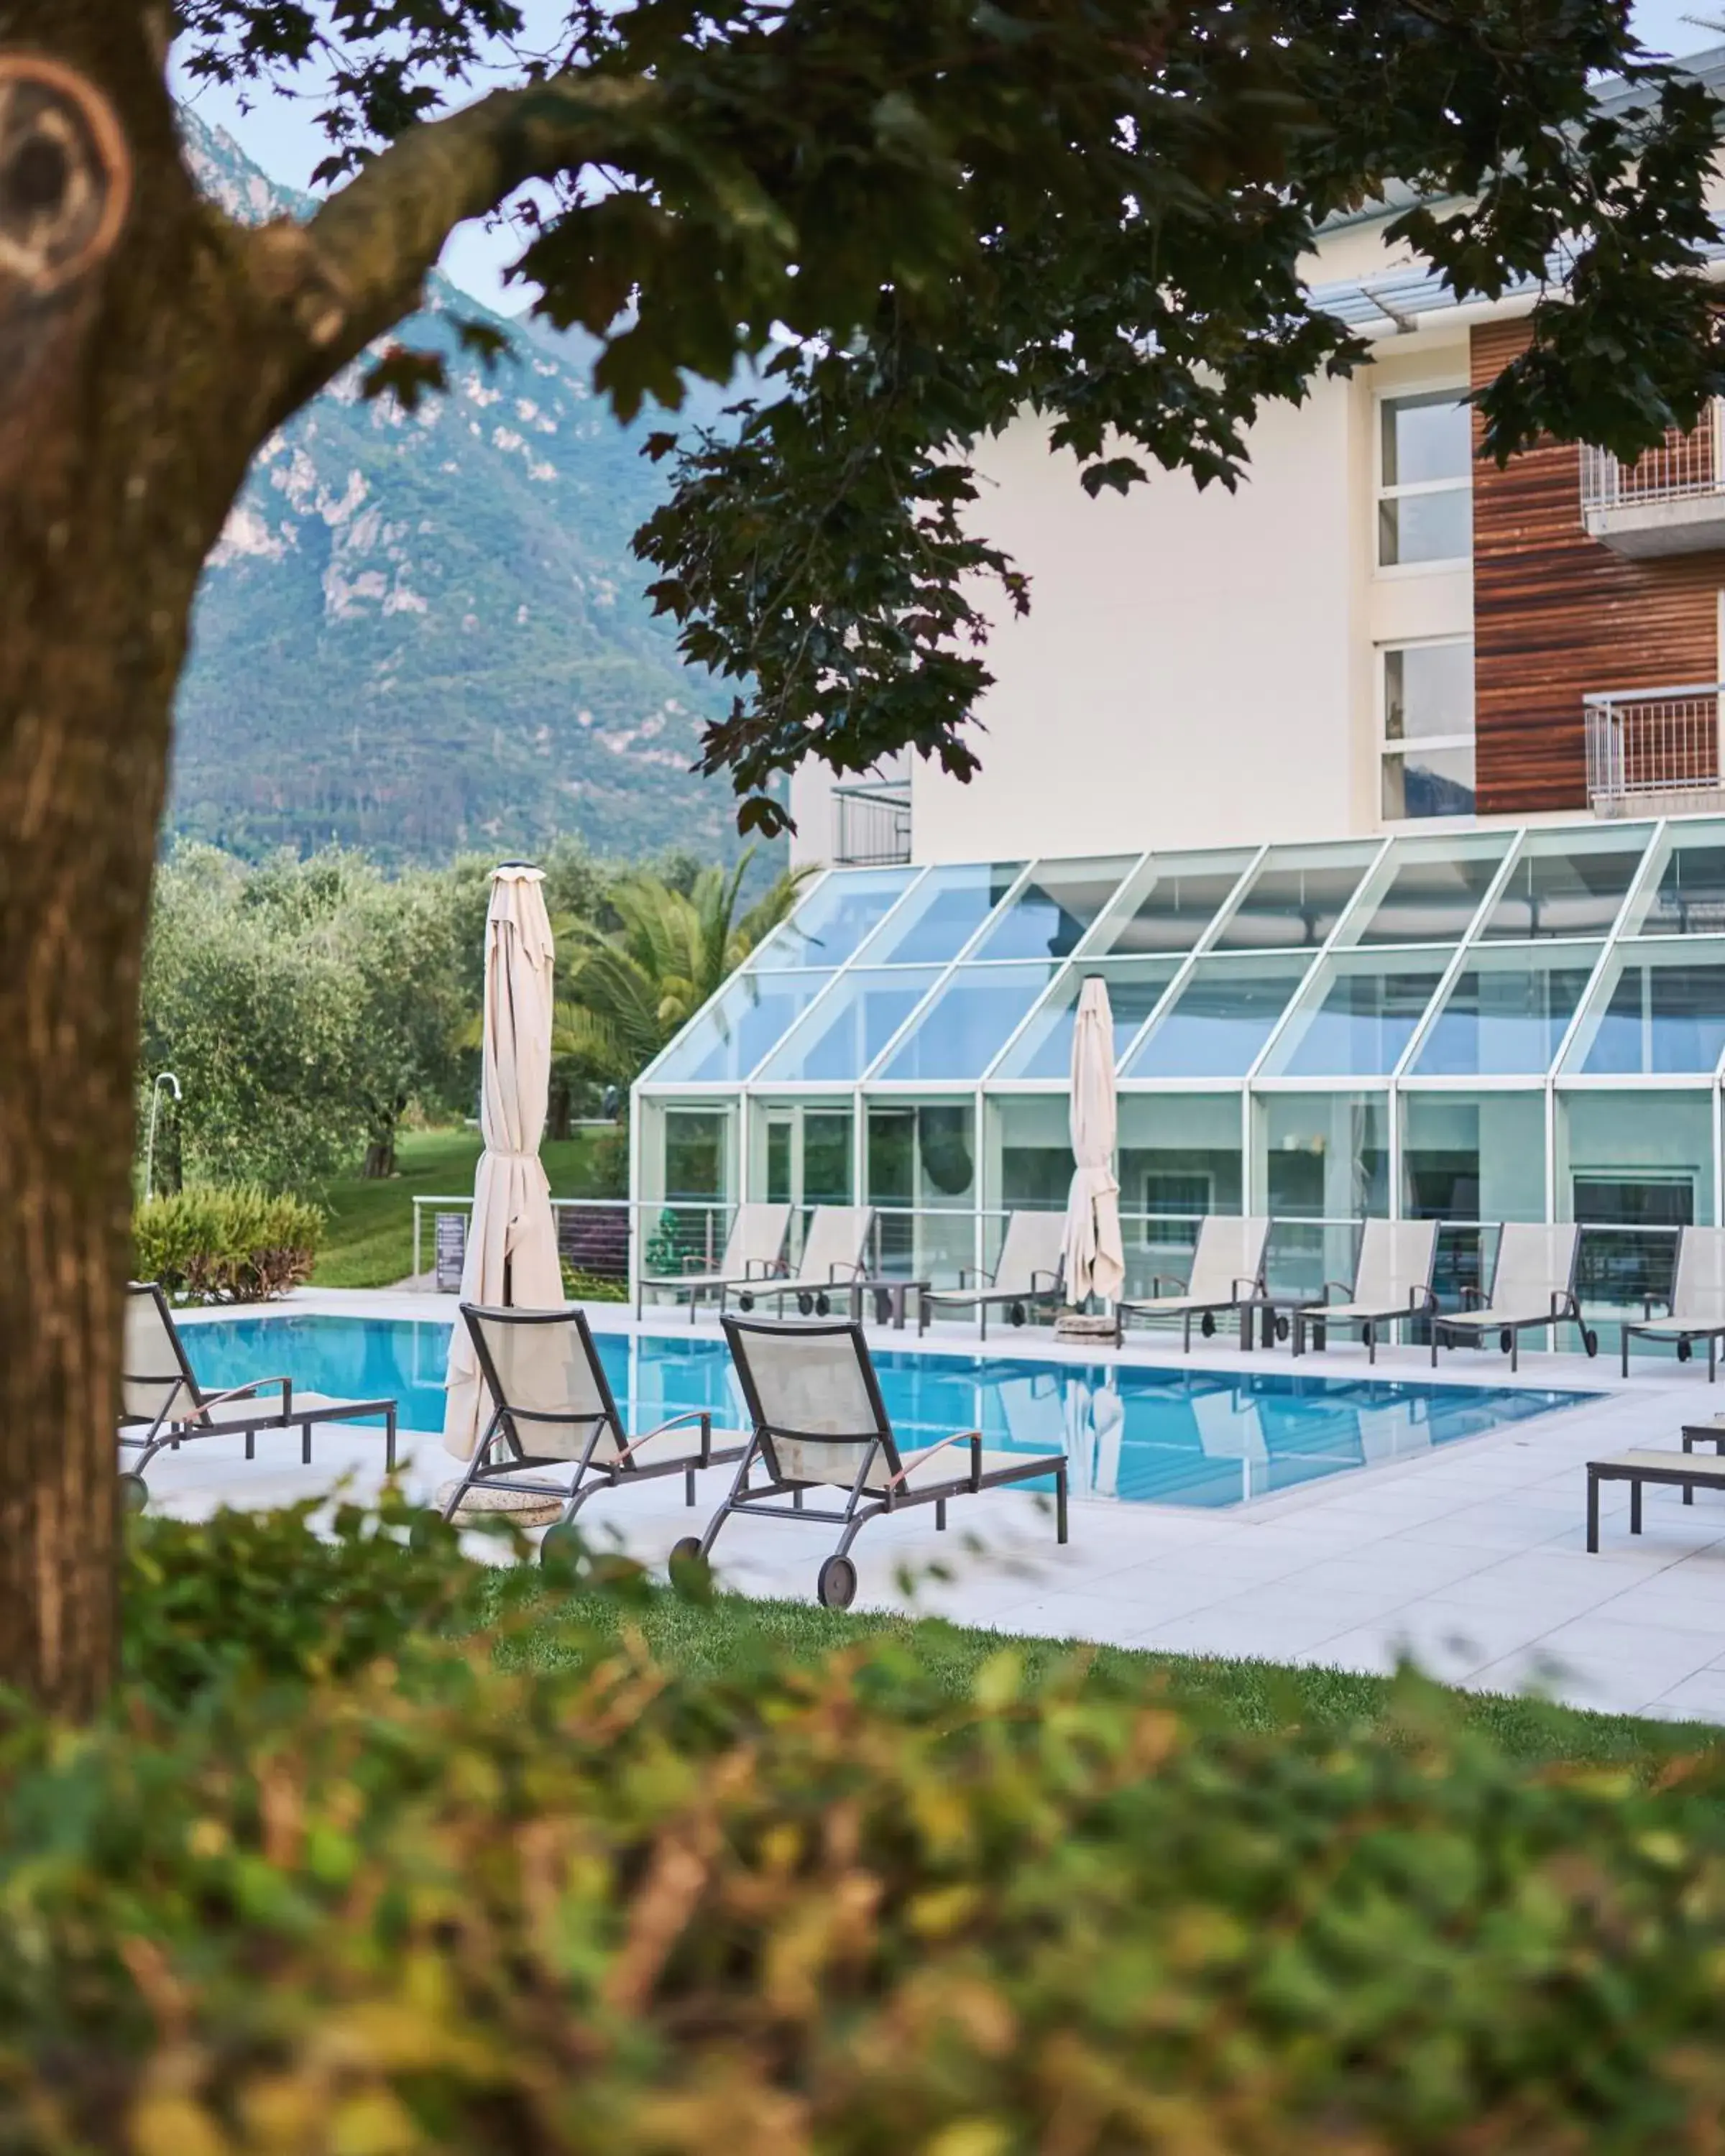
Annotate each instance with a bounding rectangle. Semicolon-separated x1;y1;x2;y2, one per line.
1431;1223;1598;1372
1115;1217;1269;1352
445;1302;749;1562
1621;1226;1725;1380
674;1316;1069;1611
118;1281;397;1511
726;1204;875;1317
919;1210;1066;1339
1293;1219;1439;1364
633;1202;793;1322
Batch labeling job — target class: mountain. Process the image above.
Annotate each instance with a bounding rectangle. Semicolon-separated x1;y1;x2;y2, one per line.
171;111;764;867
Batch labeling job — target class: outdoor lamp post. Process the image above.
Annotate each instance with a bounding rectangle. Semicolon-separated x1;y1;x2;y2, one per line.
143;1071;181;1202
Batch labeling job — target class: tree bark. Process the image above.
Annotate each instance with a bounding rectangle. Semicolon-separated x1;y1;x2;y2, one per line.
0;9;312;1713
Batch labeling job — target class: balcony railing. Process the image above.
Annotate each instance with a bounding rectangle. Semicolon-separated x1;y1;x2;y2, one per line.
833;780;911;867
1581;404;1725;554
1584;683;1725;814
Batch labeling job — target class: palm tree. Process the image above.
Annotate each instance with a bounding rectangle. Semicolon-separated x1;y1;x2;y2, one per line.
552;847;813;1080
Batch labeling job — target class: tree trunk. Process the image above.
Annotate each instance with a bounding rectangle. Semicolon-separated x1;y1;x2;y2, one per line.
0;14;286;1712
546;1074;573;1143
362;1131;398;1180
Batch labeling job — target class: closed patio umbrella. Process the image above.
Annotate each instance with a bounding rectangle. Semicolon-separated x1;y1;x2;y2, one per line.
1061;974;1125;1307
443;864;564;1460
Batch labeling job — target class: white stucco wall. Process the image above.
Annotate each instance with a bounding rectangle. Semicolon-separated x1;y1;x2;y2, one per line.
909;377;1364;864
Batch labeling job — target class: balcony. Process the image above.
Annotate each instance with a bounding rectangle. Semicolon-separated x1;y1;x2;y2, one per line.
1585;683;1725;816
832;779;911;867
1581;405;1725;555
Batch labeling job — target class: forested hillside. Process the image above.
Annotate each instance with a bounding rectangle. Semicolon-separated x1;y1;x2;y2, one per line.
170;111;759;866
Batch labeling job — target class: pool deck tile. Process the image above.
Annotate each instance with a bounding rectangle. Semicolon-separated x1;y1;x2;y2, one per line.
152;1287;1725;1726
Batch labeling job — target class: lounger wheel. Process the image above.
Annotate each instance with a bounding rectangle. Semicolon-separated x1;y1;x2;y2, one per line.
816;1553;857;1611
540;1521;582;1572
1500;1329;1513;1355
814;1292;832;1316
668;1536;709;1590
117;1473;148;1515
796;1291;814;1316
1007;1300;1026;1326
1583;1328;1599;1359
1201;1312;1216;1338
737;1291;755;1312
1274;1315;1289;1342
1678;1337;1692;1363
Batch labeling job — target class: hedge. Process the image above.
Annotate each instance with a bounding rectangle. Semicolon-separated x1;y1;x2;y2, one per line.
1;1503;1723;2152
132;1184;322;1302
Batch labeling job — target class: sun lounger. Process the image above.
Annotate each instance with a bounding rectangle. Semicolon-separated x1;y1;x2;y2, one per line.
724;1204;875;1317
1586;1432;1725;1550
1431;1222;1596;1372
919;1210;1065;1338
634;1201;792;1321
1115;1216;1269;1350
1620;1225;1725;1379
1293;1218;1439;1363
118;1281;397;1510
673;1315;1067;1608
443;1304;748;1559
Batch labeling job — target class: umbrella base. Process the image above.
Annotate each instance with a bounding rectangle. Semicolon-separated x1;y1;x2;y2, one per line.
1054;1311;1118;1344
436;1478;566;1528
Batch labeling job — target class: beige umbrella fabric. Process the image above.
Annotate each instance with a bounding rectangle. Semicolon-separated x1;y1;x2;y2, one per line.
443;864;564;1459
1061;974;1125;1305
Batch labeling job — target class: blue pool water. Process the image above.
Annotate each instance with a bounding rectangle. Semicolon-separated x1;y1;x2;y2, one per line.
180;1315;1597;1510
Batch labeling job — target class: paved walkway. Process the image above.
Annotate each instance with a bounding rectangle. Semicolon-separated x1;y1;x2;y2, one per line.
160;1289;1725;1726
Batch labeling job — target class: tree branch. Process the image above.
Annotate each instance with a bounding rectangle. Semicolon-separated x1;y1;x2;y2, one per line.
244;69;660;412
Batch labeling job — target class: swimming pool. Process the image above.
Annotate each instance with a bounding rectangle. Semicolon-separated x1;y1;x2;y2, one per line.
180;1314;1597;1510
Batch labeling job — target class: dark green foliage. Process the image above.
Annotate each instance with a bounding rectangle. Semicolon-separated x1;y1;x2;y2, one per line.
0;1501;1717;2149
132;1187;323;1302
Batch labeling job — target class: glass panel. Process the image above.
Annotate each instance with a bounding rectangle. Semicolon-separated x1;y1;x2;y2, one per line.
855;861;1023;965
993;959;1177;1079
755;967;940;1082
1094;849;1256;955
970;856;1135;962
1381;744;1476;819
1413;952;1598;1076
663;1109;730;1200
802;1110;853;1204
750;866;914;969
1560;1092;1713;1315
1213;846;1374;952
1480;831;1647;940
1384;641;1473;742
1118;1095;1243;1295
1382;392;1471;487
1568;945;1725;1075
868;1105;975;1284
1629;826;1725;936
993;1095;1073;1210
652;969;828;1083
1123;958;1309;1079
877;962;1057;1082
1262;960;1448;1079
1378;489;1471;567
1260;1095;1389;1220
1348;835;1506;945
1402;1093;1546;1222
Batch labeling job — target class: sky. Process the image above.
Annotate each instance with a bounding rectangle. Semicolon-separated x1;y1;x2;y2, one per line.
172;0;1725;311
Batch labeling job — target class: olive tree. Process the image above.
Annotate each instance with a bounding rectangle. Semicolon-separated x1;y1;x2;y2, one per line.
0;0;1719;1708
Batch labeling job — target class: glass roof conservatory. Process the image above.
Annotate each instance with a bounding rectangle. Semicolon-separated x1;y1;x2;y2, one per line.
634;821;1725;1309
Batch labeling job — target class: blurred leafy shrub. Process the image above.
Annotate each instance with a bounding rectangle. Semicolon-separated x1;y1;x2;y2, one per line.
0;1502;1719;2150
560;1261;628;1302
133;1185;322;1302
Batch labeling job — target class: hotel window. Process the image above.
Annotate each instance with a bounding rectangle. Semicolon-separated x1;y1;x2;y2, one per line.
1381;638;1476;820
1377;390;1472;568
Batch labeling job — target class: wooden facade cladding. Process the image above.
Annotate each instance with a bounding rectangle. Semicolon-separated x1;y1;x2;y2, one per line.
1469;318;1725;815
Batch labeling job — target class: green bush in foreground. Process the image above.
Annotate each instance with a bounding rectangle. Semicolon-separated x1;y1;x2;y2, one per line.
1;1505;1722;2152
132;1185;322;1302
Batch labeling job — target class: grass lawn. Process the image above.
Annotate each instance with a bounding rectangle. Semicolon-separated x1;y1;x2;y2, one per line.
311;1125;622;1288
480;1572;1722;1772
